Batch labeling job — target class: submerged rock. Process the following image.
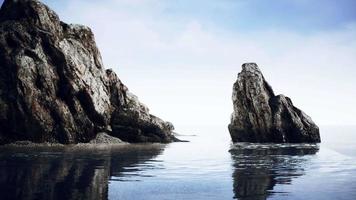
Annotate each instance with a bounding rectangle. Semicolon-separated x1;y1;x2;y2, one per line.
0;0;177;144
89;132;125;144
228;63;320;143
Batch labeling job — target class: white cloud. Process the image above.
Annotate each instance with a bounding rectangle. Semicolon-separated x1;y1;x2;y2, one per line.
50;1;356;130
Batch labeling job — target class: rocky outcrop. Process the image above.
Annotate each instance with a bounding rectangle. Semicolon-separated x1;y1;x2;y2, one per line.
0;0;176;144
228;63;320;143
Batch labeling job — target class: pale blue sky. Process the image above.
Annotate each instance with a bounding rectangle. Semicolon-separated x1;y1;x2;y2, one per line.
38;0;356;32
1;0;356;130
3;0;356;32
154;0;356;32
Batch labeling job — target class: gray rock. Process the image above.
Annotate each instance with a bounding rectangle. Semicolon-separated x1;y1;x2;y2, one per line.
0;0;177;144
89;132;125;144
228;63;320;143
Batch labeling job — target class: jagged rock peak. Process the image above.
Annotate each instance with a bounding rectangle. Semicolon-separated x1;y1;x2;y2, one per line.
0;0;177;144
228;63;320;143
0;0;57;21
242;62;260;72
0;0;63;35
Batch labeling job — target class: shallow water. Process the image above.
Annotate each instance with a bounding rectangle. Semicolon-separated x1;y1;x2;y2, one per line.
0;126;355;200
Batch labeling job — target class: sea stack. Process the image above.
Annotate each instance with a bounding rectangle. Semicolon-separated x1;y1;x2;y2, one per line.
228;63;320;143
0;0;177;144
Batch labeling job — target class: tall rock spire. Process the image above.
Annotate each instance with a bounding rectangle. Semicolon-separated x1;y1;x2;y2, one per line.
228;63;320;143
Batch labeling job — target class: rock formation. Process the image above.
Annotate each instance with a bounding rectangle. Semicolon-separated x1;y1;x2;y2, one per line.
0;0;177;144
228;63;320;143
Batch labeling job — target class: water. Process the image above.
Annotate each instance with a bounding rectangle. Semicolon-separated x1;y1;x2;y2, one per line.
0;126;355;200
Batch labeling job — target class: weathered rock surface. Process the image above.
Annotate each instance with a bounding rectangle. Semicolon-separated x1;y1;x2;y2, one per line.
89;132;125;144
0;0;176;144
228;63;320;143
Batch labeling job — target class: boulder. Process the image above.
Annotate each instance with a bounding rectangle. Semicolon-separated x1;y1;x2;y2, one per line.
228;63;320;143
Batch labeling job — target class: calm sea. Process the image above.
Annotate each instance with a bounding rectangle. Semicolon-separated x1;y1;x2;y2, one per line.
0;125;355;200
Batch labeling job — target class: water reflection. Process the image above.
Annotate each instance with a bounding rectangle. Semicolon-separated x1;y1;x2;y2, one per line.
230;143;319;200
0;144;165;200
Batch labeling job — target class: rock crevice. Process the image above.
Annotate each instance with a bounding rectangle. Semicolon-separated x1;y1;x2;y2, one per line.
228;63;320;143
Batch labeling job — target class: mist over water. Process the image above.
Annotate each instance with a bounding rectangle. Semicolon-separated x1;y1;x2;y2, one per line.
0;125;355;200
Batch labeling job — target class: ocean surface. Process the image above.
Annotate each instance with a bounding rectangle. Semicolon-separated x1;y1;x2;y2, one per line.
0;125;355;200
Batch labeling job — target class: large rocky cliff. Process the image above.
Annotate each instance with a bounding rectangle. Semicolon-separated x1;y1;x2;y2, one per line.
0;0;176;144
228;63;320;143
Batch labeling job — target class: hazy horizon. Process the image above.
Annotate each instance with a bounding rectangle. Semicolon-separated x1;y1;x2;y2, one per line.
2;0;355;131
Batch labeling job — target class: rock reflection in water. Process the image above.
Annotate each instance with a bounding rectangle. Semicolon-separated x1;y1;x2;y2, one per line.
230;143;319;200
0;144;165;200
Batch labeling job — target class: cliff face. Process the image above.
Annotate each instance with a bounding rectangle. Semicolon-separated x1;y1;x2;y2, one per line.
0;0;176;144
228;63;320;143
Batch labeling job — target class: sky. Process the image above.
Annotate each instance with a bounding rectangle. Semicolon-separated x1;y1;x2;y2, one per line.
2;0;356;131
